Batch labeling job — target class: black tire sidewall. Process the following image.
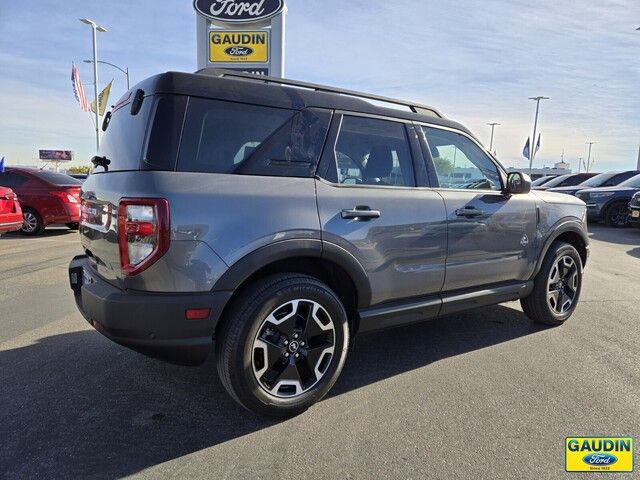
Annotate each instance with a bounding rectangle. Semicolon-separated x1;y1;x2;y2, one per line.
225;276;349;416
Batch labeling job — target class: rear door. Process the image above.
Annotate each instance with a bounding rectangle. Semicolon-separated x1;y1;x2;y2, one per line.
418;124;537;291
316;113;447;307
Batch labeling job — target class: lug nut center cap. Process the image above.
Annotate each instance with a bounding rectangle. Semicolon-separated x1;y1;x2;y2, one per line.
288;341;299;353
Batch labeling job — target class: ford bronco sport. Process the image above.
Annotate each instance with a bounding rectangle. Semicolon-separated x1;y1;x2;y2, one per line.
69;69;589;417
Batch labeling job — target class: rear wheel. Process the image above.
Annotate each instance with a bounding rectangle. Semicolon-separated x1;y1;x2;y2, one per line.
216;273;349;417
20;208;45;236
521;241;582;326
605;201;630;227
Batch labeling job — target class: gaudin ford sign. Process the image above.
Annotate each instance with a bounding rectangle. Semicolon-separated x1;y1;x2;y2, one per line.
194;0;284;23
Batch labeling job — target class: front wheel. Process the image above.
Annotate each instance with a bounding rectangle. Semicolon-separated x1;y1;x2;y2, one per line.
521;241;582;326
216;274;350;417
605;201;630;227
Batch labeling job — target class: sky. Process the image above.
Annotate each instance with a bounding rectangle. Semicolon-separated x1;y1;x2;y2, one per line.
0;0;638;171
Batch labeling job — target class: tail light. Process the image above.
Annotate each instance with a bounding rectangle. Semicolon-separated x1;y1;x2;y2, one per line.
117;198;170;276
53;191;80;204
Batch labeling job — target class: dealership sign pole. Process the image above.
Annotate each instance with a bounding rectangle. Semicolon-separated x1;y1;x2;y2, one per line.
194;0;286;76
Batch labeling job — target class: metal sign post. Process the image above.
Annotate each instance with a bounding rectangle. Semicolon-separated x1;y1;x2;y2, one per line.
194;0;287;77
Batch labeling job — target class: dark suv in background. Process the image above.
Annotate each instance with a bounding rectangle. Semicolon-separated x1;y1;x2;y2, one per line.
576;174;640;227
533;172;599;191
69;70;588;416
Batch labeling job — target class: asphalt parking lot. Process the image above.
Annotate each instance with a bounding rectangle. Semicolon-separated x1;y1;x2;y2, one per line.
1;225;639;479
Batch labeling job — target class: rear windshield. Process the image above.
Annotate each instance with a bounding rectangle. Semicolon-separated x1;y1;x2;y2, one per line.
34;170;82;186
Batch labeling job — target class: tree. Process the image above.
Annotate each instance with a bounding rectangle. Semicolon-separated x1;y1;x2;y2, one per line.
433;156;454;176
66;166;91;174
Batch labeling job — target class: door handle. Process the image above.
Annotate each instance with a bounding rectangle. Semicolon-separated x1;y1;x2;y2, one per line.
341;206;381;220
455;207;483;217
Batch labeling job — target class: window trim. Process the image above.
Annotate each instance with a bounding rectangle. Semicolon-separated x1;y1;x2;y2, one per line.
316;111;421;190
416;121;508;193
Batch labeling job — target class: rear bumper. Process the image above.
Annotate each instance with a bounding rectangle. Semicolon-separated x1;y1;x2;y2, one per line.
68;255;231;364
0;218;23;234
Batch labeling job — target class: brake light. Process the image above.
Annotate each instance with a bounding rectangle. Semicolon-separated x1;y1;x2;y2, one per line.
53;191;79;203
117;198;170;276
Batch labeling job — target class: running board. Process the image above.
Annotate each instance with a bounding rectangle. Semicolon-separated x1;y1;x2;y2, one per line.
358;281;533;333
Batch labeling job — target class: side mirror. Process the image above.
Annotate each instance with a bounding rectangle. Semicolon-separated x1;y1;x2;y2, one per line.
507;172;531;194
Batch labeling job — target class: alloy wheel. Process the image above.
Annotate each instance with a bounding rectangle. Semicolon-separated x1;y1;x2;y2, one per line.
22;212;38;233
609;204;629;227
252;299;336;398
546;255;579;315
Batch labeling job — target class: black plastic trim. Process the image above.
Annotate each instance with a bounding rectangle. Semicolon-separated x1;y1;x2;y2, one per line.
532;219;589;277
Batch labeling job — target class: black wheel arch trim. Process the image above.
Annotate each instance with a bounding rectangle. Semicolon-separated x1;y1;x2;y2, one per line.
532;218;589;278
211;238;372;308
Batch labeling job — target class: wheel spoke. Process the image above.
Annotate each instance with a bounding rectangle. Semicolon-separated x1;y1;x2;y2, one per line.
548;289;560;311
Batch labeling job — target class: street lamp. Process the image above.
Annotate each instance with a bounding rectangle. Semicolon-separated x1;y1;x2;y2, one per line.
487;122;500;152
79;18;107;151
83;59;130;90
528;96;549;170
585;141;596;172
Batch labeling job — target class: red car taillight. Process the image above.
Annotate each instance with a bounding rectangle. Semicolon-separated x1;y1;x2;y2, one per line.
53;190;80;204
117;198;170;276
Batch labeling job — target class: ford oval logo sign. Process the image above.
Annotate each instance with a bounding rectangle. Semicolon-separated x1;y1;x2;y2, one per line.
224;46;254;56
582;453;618;466
194;0;284;23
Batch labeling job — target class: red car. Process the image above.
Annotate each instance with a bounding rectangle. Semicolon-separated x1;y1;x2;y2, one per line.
0;168;82;235
0;186;23;235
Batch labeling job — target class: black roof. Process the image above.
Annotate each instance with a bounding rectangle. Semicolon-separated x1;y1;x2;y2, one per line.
128;69;474;137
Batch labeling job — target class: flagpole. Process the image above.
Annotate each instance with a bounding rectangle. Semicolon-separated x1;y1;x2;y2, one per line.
80;19;107;151
528;96;549;169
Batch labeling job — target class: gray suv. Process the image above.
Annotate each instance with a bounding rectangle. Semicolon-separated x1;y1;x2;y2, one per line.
69;70;589;416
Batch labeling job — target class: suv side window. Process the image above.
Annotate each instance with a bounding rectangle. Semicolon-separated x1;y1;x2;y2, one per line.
178;98;295;175
422;126;501;191
331;115;415;187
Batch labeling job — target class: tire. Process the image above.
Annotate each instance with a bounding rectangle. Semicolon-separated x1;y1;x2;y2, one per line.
20;208;45;236
66;223;79;230
605;201;630;228
216;273;350;417
521;241;582;326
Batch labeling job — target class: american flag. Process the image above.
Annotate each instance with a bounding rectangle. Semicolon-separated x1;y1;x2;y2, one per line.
71;63;90;112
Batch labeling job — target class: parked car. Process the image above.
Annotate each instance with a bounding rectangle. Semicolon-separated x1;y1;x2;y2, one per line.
68;70;589;416
547;170;640;196
532;172;599;191
0;187;23;235
0;168;82;235
628;191;640;228
68;173;89;181
531;175;558;187
576;173;640;227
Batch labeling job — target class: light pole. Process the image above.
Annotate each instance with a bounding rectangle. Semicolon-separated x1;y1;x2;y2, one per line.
83;59;129;90
80;18;107;151
585;142;596;172
487;122;500;153
577;157;583;173
528;96;549;170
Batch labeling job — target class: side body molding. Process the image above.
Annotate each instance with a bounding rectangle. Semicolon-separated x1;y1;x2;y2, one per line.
211;239;373;309
532;218;589;277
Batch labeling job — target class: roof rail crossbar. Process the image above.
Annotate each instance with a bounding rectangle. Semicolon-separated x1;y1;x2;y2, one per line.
196;68;444;118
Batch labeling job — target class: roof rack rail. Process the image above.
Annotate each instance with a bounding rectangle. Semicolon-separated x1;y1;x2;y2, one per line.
195;68;444;118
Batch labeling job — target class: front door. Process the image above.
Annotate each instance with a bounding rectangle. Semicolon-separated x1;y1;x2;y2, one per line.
419;125;538;291
316;114;447;307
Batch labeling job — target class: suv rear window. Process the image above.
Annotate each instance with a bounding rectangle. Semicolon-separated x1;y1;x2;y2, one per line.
33;170;82;186
177;98;296;174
